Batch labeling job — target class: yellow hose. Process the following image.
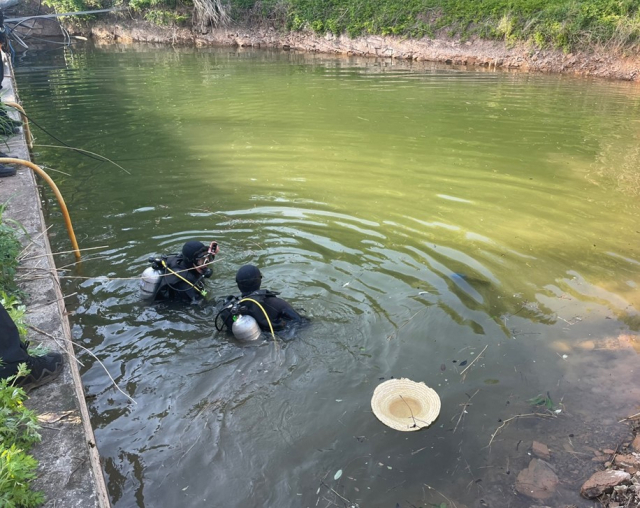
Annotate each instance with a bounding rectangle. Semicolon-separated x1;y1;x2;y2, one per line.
0;158;80;260
239;297;276;342
3;102;34;149
161;259;207;298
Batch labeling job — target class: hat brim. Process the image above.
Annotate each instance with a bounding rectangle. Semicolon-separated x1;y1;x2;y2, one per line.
371;378;441;432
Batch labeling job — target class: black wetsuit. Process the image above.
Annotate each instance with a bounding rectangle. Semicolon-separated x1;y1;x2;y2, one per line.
221;289;301;331
154;254;208;304
0;302;29;379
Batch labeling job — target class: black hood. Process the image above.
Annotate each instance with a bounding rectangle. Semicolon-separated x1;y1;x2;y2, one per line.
181;241;207;266
236;264;262;294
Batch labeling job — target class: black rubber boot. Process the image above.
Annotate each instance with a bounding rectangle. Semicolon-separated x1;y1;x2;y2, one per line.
14;352;64;392
0;163;15;177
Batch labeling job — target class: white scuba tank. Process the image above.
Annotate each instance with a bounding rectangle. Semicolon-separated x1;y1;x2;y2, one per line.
232;314;262;342
140;266;162;297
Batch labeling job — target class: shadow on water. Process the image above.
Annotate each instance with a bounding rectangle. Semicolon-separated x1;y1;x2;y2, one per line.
13;42;640;507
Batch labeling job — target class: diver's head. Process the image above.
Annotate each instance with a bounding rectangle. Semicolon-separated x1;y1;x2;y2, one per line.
236;264;262;294
182;241;208;266
182;240;219;275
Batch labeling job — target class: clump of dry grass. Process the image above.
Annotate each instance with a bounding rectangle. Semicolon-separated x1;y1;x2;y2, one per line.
192;0;230;32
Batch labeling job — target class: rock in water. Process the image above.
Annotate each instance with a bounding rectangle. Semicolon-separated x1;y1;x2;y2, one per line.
580;469;631;498
515;459;558;500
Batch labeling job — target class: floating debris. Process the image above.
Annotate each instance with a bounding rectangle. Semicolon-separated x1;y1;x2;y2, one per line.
529;392;555;411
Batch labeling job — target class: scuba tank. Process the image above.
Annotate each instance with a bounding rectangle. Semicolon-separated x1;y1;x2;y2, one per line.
214;295;268;342
232;314;262;342
140;257;164;298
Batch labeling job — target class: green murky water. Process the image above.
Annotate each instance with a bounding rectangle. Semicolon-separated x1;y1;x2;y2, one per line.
15;42;640;507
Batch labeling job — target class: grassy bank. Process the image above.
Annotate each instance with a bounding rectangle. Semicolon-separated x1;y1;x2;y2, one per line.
238;0;640;52
48;0;640;52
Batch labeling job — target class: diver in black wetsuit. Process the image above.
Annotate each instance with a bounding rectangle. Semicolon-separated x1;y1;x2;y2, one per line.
217;264;302;332
147;240;219;304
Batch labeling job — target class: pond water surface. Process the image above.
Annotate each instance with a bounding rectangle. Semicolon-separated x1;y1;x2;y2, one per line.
14;42;640;507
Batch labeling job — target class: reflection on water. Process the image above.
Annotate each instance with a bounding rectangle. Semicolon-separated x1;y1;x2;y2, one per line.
15;42;640;507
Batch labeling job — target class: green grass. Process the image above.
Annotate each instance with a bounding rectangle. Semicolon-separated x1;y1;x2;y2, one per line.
0;204;44;507
41;0;640;51
0;203;24;301
263;0;640;51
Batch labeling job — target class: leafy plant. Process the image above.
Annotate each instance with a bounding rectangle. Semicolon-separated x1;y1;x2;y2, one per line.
528;392;555;411
0;368;44;508
0;202;24;299
0;367;41;448
130;0;166;10
144;8;189;25
0;445;45;508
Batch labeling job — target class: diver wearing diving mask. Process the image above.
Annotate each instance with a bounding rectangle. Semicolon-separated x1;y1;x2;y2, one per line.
141;240;219;304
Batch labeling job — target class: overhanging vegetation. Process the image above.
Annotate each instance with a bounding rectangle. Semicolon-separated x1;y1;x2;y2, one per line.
46;0;640;52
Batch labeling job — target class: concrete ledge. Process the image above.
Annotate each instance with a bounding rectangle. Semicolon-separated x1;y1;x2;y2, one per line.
0;53;110;507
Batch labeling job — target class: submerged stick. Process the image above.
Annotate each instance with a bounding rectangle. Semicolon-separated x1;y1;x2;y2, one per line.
28;324;136;405
460;344;488;380
35;144;131;174
453;389;480;433
424;483;458;508
619;411;640;423
487;413;554;448
387;309;426;341
21;245;108;261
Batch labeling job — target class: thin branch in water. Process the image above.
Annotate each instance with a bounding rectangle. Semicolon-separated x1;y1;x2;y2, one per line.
27;324;137;405
619;411;640;423
424;483;458;508
20;245;109;261
460;344;488;380
320;481;352;505
385;480;405;493
453;389;480;433
28;292;78;310
35;144;131;174
57;255;111;271
487;413;555;448
387;309;426;341
39;164;71;177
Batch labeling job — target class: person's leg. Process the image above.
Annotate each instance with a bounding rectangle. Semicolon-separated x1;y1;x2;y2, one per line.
0;301;29;376
0;302;63;390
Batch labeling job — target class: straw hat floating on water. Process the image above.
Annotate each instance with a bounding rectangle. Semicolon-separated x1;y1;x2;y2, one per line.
371;378;441;432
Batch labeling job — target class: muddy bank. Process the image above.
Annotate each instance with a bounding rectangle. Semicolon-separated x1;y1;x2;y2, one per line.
81;18;640;81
